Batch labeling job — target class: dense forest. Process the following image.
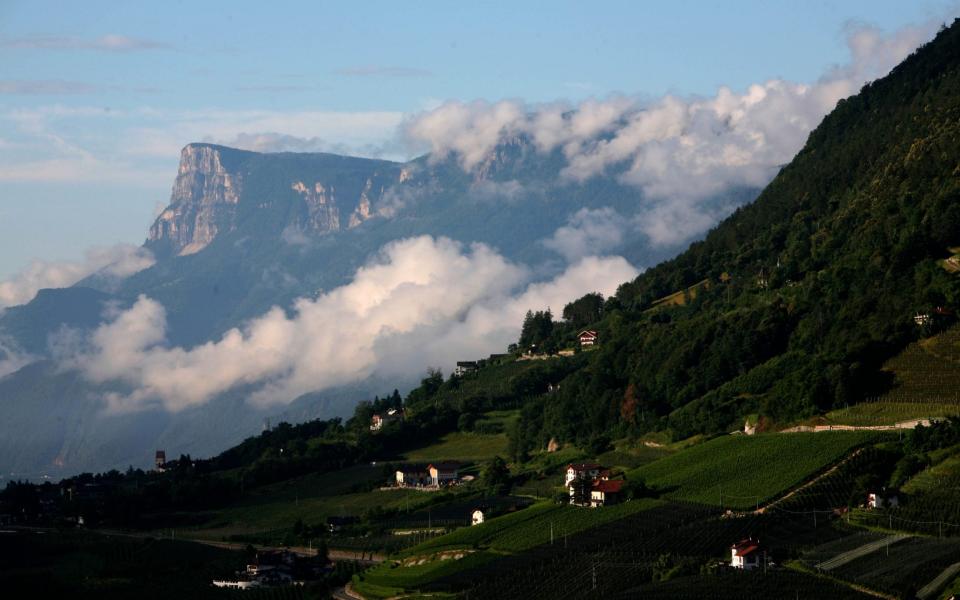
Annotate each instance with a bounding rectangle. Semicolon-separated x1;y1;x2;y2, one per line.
499;21;960;454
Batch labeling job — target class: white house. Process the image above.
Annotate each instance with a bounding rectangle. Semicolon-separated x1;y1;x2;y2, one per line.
471;508;486;526
428;462;460;486
730;538;763;571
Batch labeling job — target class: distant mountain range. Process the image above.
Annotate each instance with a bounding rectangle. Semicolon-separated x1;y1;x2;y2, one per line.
0;135;757;478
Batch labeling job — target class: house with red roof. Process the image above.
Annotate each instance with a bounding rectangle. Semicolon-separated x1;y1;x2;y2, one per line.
730;538;763;570
590;479;624;507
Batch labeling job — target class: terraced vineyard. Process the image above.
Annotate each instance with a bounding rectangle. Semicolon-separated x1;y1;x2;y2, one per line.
439;505;858;599
772;446;895;512
405;498;663;555
629;432;880;509
827;536;960;598
609;571;874;600
828;326;960;426
353;499;665;597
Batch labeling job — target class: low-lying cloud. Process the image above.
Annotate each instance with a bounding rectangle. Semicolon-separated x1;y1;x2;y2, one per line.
0;244;155;309
67;236;637;413
404;21;941;245
543;207;627;262
0;337;33;379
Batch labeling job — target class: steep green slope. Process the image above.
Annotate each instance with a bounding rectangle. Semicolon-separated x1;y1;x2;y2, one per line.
508;21;960;450
628;432;880;509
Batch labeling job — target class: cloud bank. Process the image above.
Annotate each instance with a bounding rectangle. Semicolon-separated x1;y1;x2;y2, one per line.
67;236;637;413
0;244;155;309
404;22;940;245
543;207;627;262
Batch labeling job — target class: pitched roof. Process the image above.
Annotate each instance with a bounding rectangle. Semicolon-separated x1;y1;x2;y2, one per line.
732;538;761;557
578;330;598;337
592;479;625;494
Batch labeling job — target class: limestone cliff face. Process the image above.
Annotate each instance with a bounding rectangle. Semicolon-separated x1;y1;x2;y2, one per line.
149;144;246;256
147;144;412;256
291;180;341;232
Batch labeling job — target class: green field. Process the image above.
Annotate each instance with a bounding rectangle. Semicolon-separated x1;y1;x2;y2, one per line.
409;498;661;554
827;401;960;426
403;410;517;462
903;450;960;494
629;432;880;509
403;431;509;462
185;486;438;542
825;326;960;426
354;498;662;596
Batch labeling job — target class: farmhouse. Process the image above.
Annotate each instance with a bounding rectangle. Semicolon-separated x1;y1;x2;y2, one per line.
590;479;625;507
370;408;404;431
578;330;599;346
454;361;478;376
730;538;763;571
428;461;461;486
566;463;620;507
395;465;430;487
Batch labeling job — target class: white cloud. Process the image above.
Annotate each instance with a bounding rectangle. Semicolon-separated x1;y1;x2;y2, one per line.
0;338;34;379
67;236;637;413
0;244;154;309
403;20;943;245
543;207;627;261
215;131;401;158
0;34;170;52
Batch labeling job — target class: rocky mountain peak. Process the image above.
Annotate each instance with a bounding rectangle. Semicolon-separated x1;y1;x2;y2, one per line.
148;144;253;256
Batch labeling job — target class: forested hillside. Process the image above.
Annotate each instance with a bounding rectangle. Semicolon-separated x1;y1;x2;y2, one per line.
501;21;960;452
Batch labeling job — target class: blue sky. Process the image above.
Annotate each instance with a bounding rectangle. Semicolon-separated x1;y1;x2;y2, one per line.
0;0;957;279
